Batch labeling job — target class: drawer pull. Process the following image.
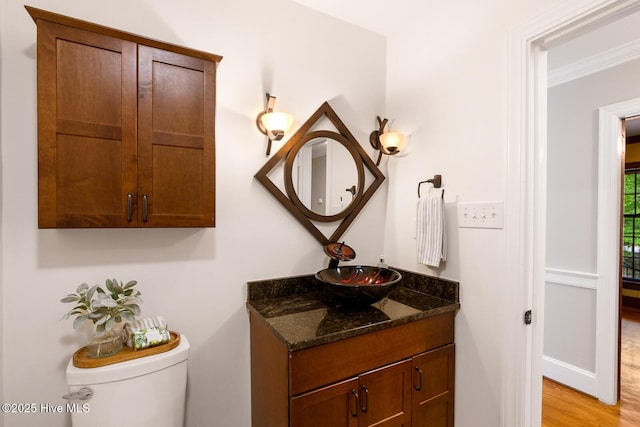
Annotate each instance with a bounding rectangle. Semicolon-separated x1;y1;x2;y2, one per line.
142;194;148;222
360;385;369;413
126;193;133;222
414;366;423;391
350;389;359;418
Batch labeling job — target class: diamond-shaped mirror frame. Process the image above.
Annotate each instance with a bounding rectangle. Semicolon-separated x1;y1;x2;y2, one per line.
254;101;385;245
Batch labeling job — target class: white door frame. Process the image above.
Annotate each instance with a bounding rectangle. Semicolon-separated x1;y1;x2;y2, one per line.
505;0;640;425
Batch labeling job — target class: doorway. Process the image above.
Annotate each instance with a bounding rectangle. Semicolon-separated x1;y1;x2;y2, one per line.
543;98;640;412
544;67;640;404
505;1;640;426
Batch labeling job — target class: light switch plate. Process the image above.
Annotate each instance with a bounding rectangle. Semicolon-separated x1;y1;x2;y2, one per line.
458;201;504;229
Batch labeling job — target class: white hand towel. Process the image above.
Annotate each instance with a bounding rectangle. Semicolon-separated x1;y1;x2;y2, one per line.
416;195;447;267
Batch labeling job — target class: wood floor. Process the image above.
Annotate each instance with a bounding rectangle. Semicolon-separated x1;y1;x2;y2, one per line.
541;307;640;426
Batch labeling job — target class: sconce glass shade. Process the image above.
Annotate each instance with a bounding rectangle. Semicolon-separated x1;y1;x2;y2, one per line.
379;131;406;155
261;112;293;140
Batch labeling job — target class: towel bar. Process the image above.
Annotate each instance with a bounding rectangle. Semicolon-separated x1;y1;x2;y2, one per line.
418;174;442;198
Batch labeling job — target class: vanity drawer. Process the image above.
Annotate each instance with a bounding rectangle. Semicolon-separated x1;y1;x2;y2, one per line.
289;311;454;395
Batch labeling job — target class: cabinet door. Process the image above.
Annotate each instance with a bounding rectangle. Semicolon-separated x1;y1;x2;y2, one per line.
137;46;216;227
358;359;412;427
412;344;455;427
37;21;138;227
290;378;359;427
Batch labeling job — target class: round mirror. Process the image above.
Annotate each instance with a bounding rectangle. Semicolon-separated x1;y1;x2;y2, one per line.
284;131;364;222
290;138;358;215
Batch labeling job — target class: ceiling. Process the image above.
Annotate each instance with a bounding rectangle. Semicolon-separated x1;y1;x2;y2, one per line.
293;1;640;135
291;0;420;37
294;1;640;69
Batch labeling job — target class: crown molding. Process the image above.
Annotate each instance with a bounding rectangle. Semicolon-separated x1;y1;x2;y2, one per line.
548;38;640;87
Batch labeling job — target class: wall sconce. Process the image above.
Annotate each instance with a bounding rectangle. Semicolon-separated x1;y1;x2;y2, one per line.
369;116;406;166
256;93;293;156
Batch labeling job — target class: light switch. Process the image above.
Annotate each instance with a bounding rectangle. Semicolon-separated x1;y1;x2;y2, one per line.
458;201;503;229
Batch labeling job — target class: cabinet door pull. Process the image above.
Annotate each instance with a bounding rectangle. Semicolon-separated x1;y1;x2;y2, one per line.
360;385;369;413
142;194;148;222
126;193;133;222
414;366;423;391
350;389;359;418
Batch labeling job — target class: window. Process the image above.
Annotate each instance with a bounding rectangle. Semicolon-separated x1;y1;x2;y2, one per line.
623;164;640;282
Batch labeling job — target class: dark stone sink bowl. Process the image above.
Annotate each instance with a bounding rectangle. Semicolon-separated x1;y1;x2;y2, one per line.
315;266;402;308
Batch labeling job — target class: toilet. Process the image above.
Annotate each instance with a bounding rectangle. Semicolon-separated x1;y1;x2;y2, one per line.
65;334;190;427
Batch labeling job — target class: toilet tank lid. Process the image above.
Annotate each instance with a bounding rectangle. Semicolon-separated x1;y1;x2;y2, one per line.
66;334;190;385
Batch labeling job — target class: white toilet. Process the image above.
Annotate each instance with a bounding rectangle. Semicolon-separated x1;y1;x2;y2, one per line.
65;334;190;427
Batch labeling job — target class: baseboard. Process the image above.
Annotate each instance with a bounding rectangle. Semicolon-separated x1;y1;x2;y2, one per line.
542;355;597;397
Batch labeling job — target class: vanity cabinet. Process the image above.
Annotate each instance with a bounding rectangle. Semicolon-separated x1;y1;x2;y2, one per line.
27;6;221;228
249;310;455;427
290;359;412;427
412;344;455;426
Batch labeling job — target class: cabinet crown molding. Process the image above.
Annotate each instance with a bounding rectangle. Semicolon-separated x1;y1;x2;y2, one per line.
25;5;223;63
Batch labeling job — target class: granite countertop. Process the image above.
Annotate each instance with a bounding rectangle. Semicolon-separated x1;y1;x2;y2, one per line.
247;267;460;351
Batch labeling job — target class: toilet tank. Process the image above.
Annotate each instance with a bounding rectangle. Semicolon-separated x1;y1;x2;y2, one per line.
65;334;190;427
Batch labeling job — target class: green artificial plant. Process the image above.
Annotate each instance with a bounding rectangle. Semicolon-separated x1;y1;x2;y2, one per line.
61;279;142;336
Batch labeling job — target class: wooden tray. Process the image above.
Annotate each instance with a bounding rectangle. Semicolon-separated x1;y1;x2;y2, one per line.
73;331;180;368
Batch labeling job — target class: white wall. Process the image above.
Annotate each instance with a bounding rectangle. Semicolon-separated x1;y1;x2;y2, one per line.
546;60;640;274
381;1;570;426
545;58;640;392
0;1;386;426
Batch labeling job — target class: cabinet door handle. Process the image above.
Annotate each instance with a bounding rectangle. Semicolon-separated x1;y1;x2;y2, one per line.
360;385;369;413
414;366;423;391
350;389;359;418
126;193;133;222
142;194;148;222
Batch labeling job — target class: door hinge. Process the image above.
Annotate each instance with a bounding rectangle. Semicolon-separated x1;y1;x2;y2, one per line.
524;310;532;325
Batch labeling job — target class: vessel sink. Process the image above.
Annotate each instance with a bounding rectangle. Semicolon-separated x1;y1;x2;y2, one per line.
314;266;402;308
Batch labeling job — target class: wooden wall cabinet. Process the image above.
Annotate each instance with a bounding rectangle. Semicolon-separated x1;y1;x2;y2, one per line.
26;6;222;228
249;311;455;427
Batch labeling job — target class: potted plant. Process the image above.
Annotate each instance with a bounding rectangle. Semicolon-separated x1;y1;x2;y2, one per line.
62;279;142;358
